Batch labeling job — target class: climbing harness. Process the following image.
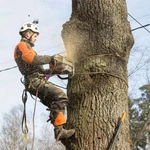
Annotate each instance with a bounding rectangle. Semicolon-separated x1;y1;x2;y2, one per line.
107;112;126;150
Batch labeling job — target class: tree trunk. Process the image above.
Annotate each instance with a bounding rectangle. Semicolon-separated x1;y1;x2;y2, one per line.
61;0;134;149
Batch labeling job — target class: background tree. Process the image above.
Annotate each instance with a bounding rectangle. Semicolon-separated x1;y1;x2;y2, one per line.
0;106;65;150
129;84;150;149
61;0;134;149
0;105;30;150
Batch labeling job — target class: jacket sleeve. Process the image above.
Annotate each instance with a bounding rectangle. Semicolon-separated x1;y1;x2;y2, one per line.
32;55;53;65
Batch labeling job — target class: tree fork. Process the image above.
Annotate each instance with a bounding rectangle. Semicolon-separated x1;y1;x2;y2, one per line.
61;0;134;149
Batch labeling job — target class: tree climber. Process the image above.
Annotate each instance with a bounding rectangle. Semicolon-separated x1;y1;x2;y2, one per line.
14;22;75;141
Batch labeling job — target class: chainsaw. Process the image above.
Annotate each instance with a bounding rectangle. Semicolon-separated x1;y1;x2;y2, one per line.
49;54;74;79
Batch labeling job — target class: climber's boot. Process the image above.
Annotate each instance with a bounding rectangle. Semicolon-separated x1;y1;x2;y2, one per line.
54;125;75;141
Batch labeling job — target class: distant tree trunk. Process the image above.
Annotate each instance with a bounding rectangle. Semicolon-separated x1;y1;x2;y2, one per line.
61;0;134;149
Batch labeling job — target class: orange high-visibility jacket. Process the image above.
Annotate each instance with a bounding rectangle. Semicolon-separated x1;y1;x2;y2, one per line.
14;39;52;75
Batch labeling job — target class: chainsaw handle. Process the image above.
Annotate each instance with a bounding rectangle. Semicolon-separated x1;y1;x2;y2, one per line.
57;75;69;80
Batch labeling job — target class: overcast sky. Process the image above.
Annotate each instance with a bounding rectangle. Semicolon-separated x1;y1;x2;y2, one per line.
0;0;150;131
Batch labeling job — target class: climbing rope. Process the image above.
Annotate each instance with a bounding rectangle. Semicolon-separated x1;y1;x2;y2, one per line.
52;52;128;87
31;79;45;150
22;89;28;150
31;90;38;150
21;78;45;150
51;71;128;87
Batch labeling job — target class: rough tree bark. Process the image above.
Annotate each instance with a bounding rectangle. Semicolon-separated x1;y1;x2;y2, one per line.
61;0;134;150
